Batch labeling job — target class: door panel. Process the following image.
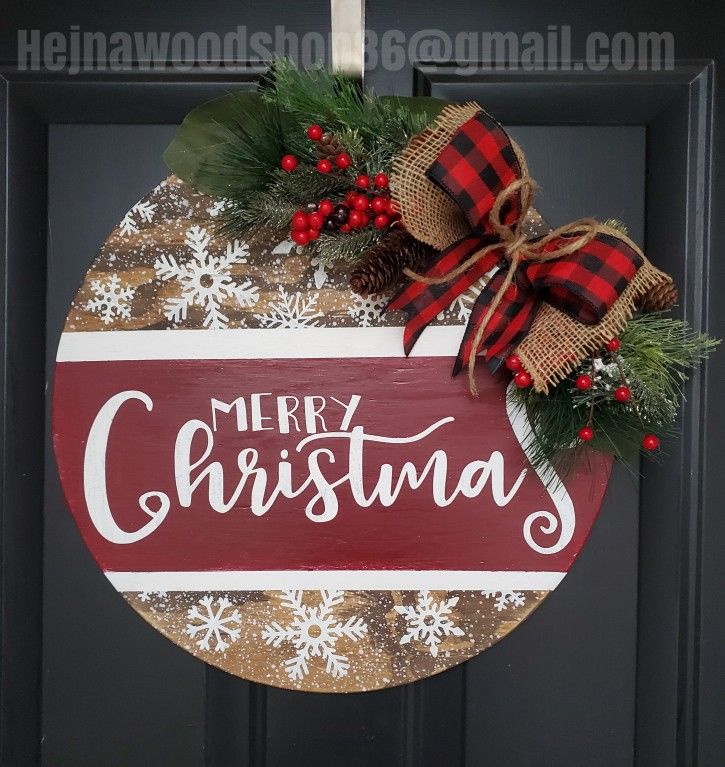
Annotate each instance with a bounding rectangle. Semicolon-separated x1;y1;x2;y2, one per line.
44;126;207;766
44;122;644;765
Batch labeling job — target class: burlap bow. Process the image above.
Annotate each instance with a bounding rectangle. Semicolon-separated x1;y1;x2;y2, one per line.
389;103;672;394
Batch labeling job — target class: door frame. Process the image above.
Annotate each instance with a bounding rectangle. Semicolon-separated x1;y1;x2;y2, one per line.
0;60;717;766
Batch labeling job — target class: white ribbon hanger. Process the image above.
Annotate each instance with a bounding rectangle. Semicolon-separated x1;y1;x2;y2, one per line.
330;0;365;82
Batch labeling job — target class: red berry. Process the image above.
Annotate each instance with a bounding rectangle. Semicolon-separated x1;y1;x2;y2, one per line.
291;229;309;246
374;214;390;229
352;194;369;212
614;385;631;402
373;172;389;189
335;152;352;169
348;210;363;228
505;354;523;372
385;198;397;215
306;124;323;141
578;426;594;442
290;211;309;231
606;338;621;352
642;434;660;451
318;199;334;216
316;158;332;174
307;228;320;241
280;154;298;172
370;196;387;214
308;211;325;230
355;174;370;189
339;223;352;233
575;374;593;391
359;212;370;228
344;190;358;204
514;370;532;388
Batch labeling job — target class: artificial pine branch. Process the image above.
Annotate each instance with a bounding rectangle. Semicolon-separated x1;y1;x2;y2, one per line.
262;59;444;175
219;193;298;239
195;97;296;196
218;167;350;240
167;59;447;249
508;313;718;475
313;227;384;264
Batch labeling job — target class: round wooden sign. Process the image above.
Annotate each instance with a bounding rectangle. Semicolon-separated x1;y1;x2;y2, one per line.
53;176;611;692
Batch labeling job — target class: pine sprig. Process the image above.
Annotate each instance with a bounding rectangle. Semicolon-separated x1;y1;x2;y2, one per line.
165;59;448;260
218;166;350;240
509;313;718;476
220;192;298;237
261;59;444;177
186;95;294;197
314;227;384;263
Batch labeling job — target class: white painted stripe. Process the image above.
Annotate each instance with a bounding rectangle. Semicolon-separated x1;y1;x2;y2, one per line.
105;570;566;592
56;325;466;362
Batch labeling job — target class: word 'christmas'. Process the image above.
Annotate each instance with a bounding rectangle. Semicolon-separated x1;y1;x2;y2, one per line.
82;389;576;556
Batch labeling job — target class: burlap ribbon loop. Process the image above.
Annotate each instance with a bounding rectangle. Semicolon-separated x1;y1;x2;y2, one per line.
389;103;673;393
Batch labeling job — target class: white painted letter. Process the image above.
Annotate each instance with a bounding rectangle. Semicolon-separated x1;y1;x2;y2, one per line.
84;390;169;544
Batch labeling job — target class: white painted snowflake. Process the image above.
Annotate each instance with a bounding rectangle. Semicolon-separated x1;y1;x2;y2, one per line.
452;284;482;323
347;294;386;328
310;257;329;289
154;226;259;329
206;198;230;217
482;590;526;612
185;595;242;653
254;286;323;329
85;273;135;324
139;590;168;603
119;199;157;236
272;239;295;256
262;590;368;680
394;590;465;658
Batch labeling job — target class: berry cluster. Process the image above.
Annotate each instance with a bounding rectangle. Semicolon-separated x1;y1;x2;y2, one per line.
505;338;660;453
288;187;398;247
573;337;658;451
281;126;398;247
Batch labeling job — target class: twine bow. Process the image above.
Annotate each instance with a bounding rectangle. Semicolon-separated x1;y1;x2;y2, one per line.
387;109;645;395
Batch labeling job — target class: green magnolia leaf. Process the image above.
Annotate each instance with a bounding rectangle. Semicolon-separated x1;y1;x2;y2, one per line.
163;90;289;197
163;91;254;190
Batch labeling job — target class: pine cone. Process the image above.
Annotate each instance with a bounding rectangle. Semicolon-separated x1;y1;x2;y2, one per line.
316;132;344;160
349;229;438;297
639;279;679;313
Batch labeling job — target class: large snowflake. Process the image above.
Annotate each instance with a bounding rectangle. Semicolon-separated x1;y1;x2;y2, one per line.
262;590;367;680
185;595;242;652
119;199;157;236
254;286;322;329
348;294;386;327
154;225;259;329
482;590;526;612
394;590;465;657
85;273;135;324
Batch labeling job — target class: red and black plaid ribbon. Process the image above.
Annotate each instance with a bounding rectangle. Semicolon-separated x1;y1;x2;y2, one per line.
428;110;522;235
388;110;643;374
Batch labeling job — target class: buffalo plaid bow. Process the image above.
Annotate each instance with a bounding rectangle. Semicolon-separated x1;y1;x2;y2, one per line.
387;110;643;378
